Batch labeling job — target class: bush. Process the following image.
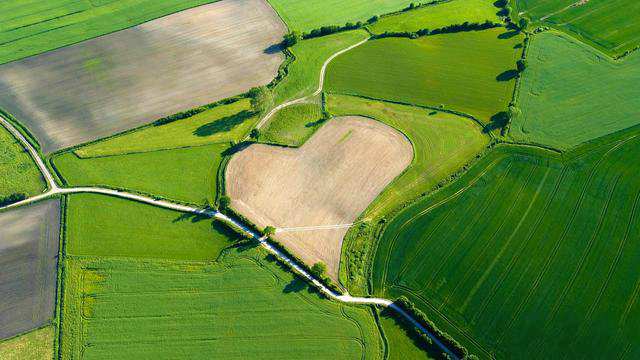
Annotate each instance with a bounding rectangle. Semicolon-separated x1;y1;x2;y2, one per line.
248;86;271;113
219;195;231;210
519;17;530;31
395;296;470;359
372;21;500;40
516;58;527;72
303;21;363;40
0;192;27;207
367;15;379;24
250;128;260;139
263;225;276;236
311;261;328;278
282;31;301;47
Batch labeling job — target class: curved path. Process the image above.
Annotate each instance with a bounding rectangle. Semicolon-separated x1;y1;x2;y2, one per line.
0;37;458;358
254;37;369;130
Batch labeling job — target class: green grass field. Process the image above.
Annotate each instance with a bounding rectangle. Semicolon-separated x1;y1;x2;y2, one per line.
60;251;383;359
514;0;640;56
260;103;324;146
0;326;53;360
370;0;500;34
75;99;256;157
330;95;488;295
378;310;433;360
272;30;369;105
0;125;45;198
0;0;217;65
326;28;523;122
267;0;412;32
372;126;640;358
510;31;640;150
53;143;226;205
65;193;237;260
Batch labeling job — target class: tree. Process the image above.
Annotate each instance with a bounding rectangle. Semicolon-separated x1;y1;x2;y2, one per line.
281;31;300;47
263;226;276;236
311;262;328;278
219;195;231;210
247;86;271;114
367;15;379;24
519;17;530;31
516;59;527;72
250;128;260;139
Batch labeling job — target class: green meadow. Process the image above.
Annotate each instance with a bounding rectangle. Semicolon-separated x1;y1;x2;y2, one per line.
510;31;640;150
260;103;324;146
326;28;523;122
0;0;217;64
267;0;412;32
514;0;640;56
372;126;640;358
65;193;237;260
0;327;54;360
370;0;500;34
0;125;45;198
61;254;384;359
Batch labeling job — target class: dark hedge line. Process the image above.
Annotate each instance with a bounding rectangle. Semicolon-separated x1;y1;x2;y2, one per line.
371;20;501;40
0;192;27;207
265;236;343;294
153;97;244;126
395;296;471;359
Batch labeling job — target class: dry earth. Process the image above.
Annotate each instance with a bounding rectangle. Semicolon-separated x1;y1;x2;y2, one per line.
0;0;285;153
0;199;60;340
226;116;413;278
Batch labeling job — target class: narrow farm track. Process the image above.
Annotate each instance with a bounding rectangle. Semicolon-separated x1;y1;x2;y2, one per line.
0;114;459;359
255;37;370;130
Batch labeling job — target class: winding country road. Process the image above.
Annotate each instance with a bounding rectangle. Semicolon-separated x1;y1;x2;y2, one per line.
254;37;369;130
0;37;459;359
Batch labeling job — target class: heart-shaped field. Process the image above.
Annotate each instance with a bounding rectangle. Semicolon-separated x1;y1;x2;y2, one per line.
225;116;412;278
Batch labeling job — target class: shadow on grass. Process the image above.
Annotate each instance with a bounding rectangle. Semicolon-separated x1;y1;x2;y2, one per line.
498;30;519;39
262;254;325;298
484;111;509;133
193;110;254;137
221;141;252;156
380;307;445;359
305;118;326;128
173;212;210;223
496;69;519;82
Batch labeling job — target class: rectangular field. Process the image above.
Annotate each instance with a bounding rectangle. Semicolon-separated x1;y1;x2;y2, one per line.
60;252;383;359
0;199;60;340
326;28;523;122
0;0;285;153
514;0;640;56
510;31;640;150
372;128;640;358
0;326;54;360
370;0;500;34
65;193;237;260
267;0;413;32
0;0;219;65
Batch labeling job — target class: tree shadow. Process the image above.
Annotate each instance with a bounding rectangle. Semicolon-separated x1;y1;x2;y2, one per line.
305;118;326;128
484;111;509;133
514;43;523;49
173;212;210;223
283;277;307;293
235;239;260;253
496;69;519;82
498;30;519;39
221;141;252;156
193;110;254;137
264;43;283;54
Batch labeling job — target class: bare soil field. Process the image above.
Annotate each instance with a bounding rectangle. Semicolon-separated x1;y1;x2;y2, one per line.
0;0;285;153
0;199;60;340
226;116;412;278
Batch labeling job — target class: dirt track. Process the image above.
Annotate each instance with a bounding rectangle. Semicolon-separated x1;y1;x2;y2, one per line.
0;0;285;153
226;116;413;278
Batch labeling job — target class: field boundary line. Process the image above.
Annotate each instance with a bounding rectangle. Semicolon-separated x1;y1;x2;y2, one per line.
0;112;459;360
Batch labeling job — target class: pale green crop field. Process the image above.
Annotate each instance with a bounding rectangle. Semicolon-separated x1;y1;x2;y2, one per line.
0;327;54;360
510;31;640;150
370;0;500;34
267;0;412;32
0;125;45;198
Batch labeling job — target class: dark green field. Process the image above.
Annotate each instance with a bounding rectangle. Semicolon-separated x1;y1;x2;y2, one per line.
372;127;640;358
326;28;523;122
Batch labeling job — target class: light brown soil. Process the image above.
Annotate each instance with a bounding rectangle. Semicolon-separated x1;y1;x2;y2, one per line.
226;116;413;279
0;0;285;153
